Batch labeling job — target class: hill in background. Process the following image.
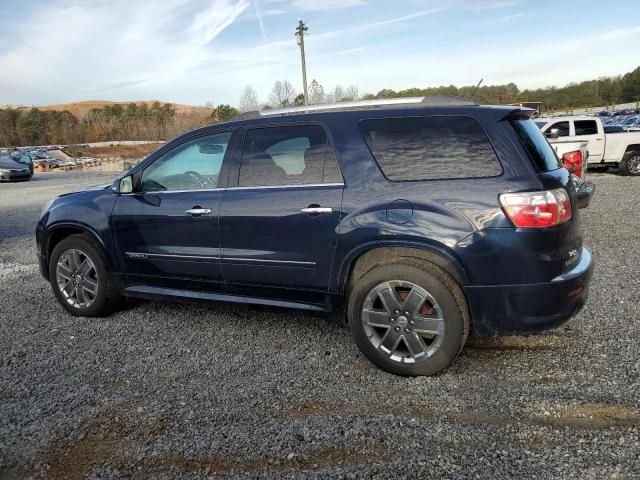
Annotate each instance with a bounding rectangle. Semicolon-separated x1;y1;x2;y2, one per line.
37;100;210;118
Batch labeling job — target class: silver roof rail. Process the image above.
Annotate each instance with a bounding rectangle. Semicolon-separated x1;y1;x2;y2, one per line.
232;94;478;121
262;97;426;116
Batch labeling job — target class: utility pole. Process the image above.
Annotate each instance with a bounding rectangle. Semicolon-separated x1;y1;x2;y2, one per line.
295;20;309;105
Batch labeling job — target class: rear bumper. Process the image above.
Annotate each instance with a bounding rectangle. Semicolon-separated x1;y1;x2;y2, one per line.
464;247;593;336
576;180;595;209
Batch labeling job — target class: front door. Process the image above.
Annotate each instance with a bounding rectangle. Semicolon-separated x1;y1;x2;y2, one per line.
112;130;236;290
219;124;344;292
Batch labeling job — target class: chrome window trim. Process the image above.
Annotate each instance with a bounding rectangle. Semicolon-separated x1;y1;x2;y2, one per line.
149;187;225;195
120;187;225;195
226;182;344;191
119;184;344;195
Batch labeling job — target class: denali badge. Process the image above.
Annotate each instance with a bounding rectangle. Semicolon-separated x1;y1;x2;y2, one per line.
126;252;148;259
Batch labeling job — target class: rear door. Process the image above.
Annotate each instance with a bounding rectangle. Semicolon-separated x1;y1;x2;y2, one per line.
573;119;604;162
219;124;344;293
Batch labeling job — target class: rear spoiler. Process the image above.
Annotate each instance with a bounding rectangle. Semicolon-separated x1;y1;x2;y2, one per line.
500;107;536;121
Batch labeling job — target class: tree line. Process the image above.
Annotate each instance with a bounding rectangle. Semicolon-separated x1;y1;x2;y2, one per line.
215;66;640;122
0;101;213;147
2;66;638;147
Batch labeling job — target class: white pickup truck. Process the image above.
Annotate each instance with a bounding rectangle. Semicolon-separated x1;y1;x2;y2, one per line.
545;138;594;209
536;116;640;175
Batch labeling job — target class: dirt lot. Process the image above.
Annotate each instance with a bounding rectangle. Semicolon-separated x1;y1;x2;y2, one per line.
0;171;638;479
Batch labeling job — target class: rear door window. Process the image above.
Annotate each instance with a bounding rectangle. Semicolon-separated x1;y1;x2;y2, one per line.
238;125;342;187
574;120;598;136
359;116;502;181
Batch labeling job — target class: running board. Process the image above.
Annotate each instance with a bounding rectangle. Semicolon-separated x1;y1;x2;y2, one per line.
123;285;328;312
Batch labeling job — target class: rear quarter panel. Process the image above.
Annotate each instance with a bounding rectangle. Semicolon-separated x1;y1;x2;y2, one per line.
325;109;551;292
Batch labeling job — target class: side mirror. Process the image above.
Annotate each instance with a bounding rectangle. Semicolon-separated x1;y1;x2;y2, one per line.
545;128;560;139
118;175;134;194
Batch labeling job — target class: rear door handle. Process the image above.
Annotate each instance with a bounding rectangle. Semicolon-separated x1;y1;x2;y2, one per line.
301;206;333;215
186;207;212;216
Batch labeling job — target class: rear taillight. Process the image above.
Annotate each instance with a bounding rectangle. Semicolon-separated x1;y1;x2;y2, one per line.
499;188;572;228
562;150;583;178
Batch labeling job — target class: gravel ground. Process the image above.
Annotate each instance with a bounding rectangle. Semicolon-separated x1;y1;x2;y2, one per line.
0;171;638;479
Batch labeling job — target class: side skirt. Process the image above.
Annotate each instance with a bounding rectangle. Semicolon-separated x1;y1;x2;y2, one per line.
123;284;329;312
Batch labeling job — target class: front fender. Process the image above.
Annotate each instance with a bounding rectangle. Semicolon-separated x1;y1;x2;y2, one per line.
38;189;117;273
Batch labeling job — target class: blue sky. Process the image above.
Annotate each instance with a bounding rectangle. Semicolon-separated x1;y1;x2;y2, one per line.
0;0;639;107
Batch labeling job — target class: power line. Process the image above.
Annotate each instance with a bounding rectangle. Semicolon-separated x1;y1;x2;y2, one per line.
295;20;309;106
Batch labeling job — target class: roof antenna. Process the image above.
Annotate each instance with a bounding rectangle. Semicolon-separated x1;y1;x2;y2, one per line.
471;78;483;100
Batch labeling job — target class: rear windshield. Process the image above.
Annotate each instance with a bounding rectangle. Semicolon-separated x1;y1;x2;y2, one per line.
510;117;561;172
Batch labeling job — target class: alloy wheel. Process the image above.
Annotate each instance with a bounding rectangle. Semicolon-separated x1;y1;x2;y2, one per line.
361;280;445;363
55;249;99;309
628;155;640;174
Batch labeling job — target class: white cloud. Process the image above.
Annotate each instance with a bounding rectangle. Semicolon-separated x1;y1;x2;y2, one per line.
1;0;638;109
0;0;250;105
267;0;366;11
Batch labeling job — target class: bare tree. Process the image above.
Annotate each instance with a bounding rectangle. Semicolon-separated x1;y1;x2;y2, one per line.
238;85;259;112
327;85;344;103
269;80;297;108
309;79;326;104
344;85;359;102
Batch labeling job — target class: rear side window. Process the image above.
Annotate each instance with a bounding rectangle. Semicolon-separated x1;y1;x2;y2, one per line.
575;120;598;136
239;125;342;187
510;117;562;172
359;116;502;181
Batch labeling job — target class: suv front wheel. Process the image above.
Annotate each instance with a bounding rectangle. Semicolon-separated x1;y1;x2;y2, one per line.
348;260;469;376
49;235;119;317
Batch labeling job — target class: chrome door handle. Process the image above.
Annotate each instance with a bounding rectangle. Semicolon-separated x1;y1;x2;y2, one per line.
185;208;212;216
301;207;333;214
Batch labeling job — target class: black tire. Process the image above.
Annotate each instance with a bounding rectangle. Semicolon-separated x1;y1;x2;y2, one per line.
619;151;640;176
348;259;469;376
49;234;120;317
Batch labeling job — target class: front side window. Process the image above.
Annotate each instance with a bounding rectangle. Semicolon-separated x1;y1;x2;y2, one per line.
238;125;342;187
549;121;570;137
359;116;502;181
575;120;598;136
141;132;232;192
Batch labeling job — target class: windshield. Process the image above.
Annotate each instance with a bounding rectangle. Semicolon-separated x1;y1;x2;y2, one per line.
510;117;562;172
535;121;547;129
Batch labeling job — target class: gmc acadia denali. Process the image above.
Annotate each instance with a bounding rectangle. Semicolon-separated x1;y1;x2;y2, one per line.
37;95;594;376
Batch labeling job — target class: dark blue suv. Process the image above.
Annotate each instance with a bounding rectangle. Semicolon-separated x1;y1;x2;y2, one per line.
37;95;593;376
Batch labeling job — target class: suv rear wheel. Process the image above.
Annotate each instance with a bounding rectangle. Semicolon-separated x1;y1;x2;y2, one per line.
49;235;119;317
348;260;469;376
